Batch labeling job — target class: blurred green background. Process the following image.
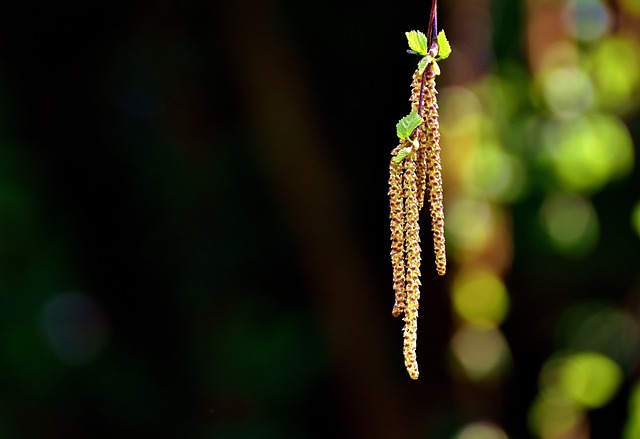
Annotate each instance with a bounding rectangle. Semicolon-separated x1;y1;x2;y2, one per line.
0;0;639;438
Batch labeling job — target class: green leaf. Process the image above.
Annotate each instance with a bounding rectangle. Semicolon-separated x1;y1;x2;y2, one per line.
405;31;428;56
418;57;428;74
396;110;423;139
437;30;452;60
393;146;413;164
417;55;434;74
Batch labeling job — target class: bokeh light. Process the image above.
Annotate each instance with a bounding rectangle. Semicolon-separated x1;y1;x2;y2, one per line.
446;195;494;253
530;351;623;437
40;292;109;366
555;301;640;372
564;0;612;42
538;114;634;194
558;352;623;409
541;66;594;118
623;380;640;439
451;269;509;328
455;421;509;439
620;0;640;16
528;390;585;439
450;325;510;381
587;35;640;113
539;192;599;256
440;80;528;204
462;141;527;203
439;87;483;135
632;200;640;239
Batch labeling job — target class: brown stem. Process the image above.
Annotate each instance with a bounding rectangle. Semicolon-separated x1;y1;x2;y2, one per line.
427;0;438;44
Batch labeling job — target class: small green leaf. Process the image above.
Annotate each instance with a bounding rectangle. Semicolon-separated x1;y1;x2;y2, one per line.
417;56;433;74
396;110;423;139
393;146;413;163
436;30;452;60
406;31;428;56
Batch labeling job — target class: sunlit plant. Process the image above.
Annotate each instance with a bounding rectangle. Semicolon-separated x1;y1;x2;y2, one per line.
389;0;451;380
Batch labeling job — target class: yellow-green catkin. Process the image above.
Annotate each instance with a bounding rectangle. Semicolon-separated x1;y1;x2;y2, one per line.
402;155;421;379
424;64;447;276
389;143;408;318
411;70;429;212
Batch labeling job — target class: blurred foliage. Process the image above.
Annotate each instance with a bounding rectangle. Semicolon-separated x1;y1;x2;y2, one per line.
0;0;638;438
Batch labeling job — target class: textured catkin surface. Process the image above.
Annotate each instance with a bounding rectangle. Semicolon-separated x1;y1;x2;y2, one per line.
389;59;446;380
402;155;421;380
389;148;407;318
424;67;447;277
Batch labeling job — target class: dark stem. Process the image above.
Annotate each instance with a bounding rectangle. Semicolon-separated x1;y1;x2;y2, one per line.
413;0;438;139
421;0;438;116
427;0;438;45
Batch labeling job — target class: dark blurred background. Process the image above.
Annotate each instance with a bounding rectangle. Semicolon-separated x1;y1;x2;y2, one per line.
0;0;639;438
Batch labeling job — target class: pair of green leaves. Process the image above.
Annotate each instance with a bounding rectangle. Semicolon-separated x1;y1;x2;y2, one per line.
406;29;451;59
406;30;451;74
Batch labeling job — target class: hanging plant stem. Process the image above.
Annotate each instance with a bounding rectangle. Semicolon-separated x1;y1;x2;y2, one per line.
388;0;451;380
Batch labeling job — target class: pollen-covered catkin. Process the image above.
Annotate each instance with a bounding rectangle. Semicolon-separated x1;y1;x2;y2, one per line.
389;143;408;317
402;155;421;379
390;28;451;379
410;70;428;211
424;65;447;276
